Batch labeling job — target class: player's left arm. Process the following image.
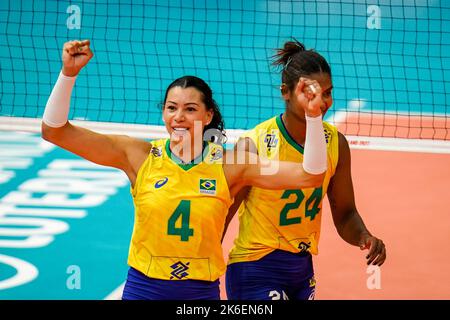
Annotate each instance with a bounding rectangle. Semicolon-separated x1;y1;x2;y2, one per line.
225;116;327;197
245;155;325;189
327;132;386;266
225;152;325;199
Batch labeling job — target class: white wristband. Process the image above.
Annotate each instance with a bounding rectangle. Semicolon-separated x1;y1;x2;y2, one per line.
42;71;77;127
303;114;327;174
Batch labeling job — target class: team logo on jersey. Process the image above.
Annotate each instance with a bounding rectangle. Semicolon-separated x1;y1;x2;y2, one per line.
199;179;216;195
210;148;223;161
151;146;162;157
298;241;311;253
155;177;168;188
170;261;190;280
264;133;279;150
259;130;279;159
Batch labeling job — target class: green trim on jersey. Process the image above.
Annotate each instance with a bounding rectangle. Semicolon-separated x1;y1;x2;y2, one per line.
165;139;209;171
276;114;304;154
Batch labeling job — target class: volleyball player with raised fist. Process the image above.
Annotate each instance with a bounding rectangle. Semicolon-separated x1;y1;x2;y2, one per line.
41;40;330;299
225;39;387;300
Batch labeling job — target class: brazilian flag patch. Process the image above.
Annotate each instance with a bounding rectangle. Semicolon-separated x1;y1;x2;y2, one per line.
199;179;216;195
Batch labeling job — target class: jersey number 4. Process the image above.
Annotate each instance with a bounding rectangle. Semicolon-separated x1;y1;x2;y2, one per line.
167;200;194;241
280;187;322;226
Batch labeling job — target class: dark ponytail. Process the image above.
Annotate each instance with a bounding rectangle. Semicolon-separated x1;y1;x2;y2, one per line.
272;38;331;91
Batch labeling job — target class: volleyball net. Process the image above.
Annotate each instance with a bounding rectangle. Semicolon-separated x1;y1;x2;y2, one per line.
1;0;449;152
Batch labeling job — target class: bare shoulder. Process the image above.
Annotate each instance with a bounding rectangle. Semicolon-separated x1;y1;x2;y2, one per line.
222;154;245;198
336;131;351;165
329;131;353;188
337;131;349;149
116;135;152;172
110;134;151;153
123;135;152;158
223;138;262;196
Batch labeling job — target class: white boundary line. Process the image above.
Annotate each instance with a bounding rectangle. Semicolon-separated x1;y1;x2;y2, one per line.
1;116;449;154
104;282;125;300
345;136;450;154
0;116;247;144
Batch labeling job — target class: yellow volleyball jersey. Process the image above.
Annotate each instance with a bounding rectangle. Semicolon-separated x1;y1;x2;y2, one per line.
228;114;339;264
129;138;232;281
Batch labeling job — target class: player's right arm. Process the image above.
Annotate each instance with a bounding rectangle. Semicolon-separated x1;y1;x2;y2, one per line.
41;40;151;185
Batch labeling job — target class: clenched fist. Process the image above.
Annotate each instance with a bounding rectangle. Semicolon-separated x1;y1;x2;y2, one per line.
294;77;324;118
62;40;94;77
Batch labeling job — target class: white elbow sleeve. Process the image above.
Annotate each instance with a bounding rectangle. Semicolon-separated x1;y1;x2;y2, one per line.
43;71;77;127
303;114;327;174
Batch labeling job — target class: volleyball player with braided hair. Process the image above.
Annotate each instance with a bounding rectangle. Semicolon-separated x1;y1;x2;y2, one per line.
41;40;329;299
225;39;387;300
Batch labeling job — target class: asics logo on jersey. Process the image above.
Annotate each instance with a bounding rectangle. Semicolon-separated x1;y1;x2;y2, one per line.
155;177;168;188
170;261;190;279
